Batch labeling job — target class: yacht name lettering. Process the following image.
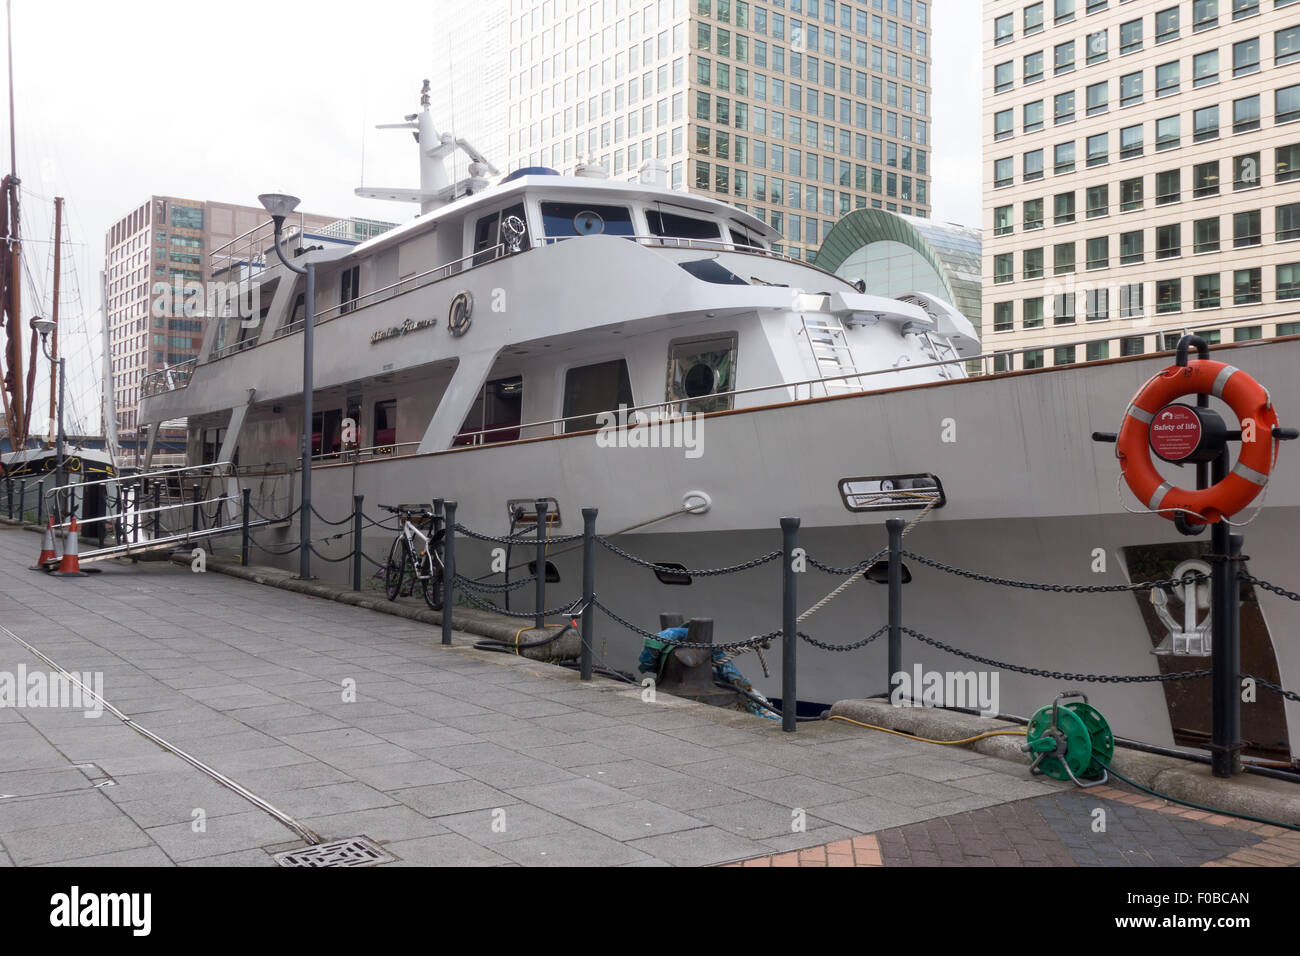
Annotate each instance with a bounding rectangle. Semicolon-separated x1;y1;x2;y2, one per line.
371;317;436;344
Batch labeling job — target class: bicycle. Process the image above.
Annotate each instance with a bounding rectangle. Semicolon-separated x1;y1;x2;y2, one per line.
379;504;445;610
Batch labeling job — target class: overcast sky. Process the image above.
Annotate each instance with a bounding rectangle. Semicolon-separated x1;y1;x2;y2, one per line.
8;0;980;431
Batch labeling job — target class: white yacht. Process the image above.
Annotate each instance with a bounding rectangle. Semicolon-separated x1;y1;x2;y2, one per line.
138;89;1300;762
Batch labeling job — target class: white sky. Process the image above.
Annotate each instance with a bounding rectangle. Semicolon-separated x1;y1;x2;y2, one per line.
8;0;981;432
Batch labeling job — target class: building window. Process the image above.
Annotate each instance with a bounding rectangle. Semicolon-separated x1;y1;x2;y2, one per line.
1120;18;1143;54
1120;229;1145;263
1278;202;1300;240
1087;132;1109;167
1231;0;1259;20
1195;216;1221;253
1195;273;1221;308
1054;141;1076;174
1234;153;1261;190
1086;81;1109;116
1156;223;1182;260
1156;169;1181;205
1055;91;1076;125
995;60;1014;93
1120;124;1143;159
1054;345;1077;366
1024;296;1045;328
1024;246;1045;279
1234;325;1262;341
1277;262;1300;300
1024;99;1045;132
1024;149;1045;181
1120;71;1142;107
995;12;1014;44
993;301;1014;331
1278;26;1300;66
1156;7;1180;43
1120;283;1146;318
1234;268;1262;305
1054;242;1076;276
1055;0;1076;24
1233;37;1261;77
1086;236;1109;269
1054;292;1076;323
1278;85;1300;125
1120;336;1145;356
1054;192;1076;224
1233;95;1261;133
1086;288;1110;321
1087;29;1109;64
1277;144;1300;183
1087;184;1110;218
1121;176;1144;211
995;109;1014;140
1156;116;1180;151
1193;161;1220;197
994;253;1014;283
1054;40;1076;74
1024;198;1045;229
1023;349;1045;369
1193;0;1219;32
1024;50;1044;84
994;204;1014;235
1086;340;1110;362
1157;278;1183;313
1194;105;1220;142
1156;62;1180;97
1025;2;1045;35
1194;49;1220;87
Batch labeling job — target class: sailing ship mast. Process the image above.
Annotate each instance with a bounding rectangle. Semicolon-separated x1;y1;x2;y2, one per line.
47;195;60;441
0;0;22;450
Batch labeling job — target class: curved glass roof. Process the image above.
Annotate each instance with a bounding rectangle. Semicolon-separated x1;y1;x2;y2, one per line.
816;209;982;327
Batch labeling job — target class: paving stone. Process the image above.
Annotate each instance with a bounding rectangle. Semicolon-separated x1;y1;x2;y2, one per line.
382;832;511;866
627;826;763;866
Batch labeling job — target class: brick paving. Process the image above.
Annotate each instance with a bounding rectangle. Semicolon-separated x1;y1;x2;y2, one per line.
0;524;1295;868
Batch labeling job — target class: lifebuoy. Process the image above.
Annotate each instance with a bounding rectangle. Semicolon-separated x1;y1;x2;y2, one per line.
1117;360;1278;524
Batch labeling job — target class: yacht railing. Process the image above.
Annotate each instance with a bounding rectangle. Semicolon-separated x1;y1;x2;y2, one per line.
445;307;1300;446
141;357;198;397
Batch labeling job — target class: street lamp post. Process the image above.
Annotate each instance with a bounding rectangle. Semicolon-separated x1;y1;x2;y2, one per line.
29;317;65;513
259;193;315;580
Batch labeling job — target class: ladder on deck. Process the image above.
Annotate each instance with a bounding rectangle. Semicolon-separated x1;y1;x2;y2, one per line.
918;331;962;379
800;314;864;395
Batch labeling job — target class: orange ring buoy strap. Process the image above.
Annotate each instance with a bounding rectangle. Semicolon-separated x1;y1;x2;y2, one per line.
1117;360;1279;524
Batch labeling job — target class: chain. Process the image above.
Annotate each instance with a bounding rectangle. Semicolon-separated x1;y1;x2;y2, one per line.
593;599;778;651
901;625;1211;683
904;551;1208;594
799;624;889;652
805;550;887;575
308;543;355;564
455;574;537;593
310;503;355;527
596;537;781;576
1240;573;1300;602
454;523;583;546
454;577;581;619
1248;675;1300;703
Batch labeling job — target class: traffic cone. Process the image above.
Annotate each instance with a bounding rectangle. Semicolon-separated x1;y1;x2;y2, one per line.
30;515;61;570
52;514;88;577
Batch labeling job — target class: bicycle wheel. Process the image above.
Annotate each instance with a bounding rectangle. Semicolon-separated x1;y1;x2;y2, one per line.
421;552;444;611
385;537;411;601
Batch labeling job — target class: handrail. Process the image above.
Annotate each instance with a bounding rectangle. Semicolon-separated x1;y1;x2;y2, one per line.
42;460;236;498
447;307;1300;445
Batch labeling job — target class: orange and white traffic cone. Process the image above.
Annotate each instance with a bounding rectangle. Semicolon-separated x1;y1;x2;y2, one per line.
52;514;88;577
30;515;61;570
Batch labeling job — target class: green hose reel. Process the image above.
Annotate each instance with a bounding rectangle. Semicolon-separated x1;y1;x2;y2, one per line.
1023;691;1114;788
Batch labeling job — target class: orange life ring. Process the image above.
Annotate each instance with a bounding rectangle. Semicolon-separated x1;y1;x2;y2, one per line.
1117;360;1278;524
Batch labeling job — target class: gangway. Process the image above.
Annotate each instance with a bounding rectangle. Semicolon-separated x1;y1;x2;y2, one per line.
40;462;292;567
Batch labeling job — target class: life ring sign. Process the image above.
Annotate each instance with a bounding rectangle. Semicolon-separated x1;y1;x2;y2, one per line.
1117;360;1279;525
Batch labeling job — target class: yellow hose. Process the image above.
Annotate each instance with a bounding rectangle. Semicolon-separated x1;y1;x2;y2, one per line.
827;714;1027;745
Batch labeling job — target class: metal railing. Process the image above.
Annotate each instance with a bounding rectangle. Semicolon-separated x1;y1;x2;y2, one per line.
140;358;198;397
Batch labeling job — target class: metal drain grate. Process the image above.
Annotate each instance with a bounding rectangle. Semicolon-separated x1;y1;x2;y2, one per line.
275;837;394;868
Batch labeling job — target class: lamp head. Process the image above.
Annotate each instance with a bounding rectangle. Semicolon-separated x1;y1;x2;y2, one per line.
258;192;301;226
29;316;54;339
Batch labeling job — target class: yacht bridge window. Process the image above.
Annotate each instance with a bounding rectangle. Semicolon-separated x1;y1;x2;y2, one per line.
472;203;528;265
540;202;635;239
646;209;722;241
